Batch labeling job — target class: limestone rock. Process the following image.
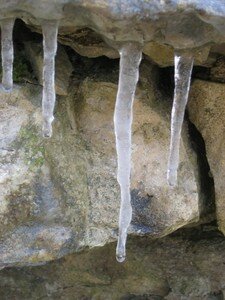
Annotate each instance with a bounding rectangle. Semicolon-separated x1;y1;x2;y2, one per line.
188;79;225;234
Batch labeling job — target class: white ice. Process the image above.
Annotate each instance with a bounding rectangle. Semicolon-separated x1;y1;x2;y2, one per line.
167;53;194;186
114;43;142;262
41;20;59;138
1;18;15;91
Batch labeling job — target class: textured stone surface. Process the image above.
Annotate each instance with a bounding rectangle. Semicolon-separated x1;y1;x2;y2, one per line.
143;42;211;67
0;226;224;300
57;27;119;59
188;79;225;234
0;59;202;267
0;85;76;266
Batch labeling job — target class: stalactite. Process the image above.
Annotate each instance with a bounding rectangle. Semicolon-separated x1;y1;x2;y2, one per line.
114;42;142;262
1;18;15;91
167;52;194;186
41;20;59;138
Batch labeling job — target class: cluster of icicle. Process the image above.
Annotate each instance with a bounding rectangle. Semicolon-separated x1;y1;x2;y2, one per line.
0;19;58;137
0;18;194;263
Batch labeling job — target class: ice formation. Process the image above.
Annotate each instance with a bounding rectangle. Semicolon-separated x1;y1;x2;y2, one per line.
0;7;200;263
41;20;59;138
167;53;194;186
114;43;142;263
1;18;15;91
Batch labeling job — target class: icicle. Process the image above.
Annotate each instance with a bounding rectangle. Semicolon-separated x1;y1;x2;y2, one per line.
114;43;142;263
167;52;194;186
41;20;59;138
1;18;15;91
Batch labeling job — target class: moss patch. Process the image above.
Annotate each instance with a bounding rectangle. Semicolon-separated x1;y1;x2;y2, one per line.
16;124;45;170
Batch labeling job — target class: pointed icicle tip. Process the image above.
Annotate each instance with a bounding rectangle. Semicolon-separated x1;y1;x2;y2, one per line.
41;20;59;138
42;117;54;138
167;52;194;187
116;254;126;263
1;18;15;92
114;42;142;263
167;169;177;187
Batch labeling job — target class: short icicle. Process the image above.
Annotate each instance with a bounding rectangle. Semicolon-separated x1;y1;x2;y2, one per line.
1;18;15;91
41;20;59;138
114;43;142;262
167;52;194;186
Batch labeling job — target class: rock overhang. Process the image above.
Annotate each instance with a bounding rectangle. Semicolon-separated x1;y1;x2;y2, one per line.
1;0;225;49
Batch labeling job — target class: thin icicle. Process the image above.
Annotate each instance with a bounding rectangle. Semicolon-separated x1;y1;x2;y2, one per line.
1;18;15;91
167;52;194;186
114;43;142;263
41;20;59;138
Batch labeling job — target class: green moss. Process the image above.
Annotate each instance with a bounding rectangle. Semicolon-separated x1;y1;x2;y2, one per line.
16;125;45;170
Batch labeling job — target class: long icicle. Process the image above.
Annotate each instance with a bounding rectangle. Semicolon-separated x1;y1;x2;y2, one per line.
1;18;15;91
167;52;194;186
41;20;59;138
115;43;142;262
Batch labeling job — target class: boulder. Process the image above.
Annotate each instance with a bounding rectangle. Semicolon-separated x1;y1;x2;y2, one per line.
188;79;225;234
